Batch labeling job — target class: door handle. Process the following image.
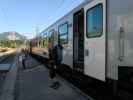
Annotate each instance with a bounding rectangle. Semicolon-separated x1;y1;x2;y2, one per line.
119;27;125;61
85;49;89;56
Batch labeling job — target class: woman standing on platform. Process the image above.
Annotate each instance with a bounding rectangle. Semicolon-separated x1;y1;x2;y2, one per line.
48;39;63;89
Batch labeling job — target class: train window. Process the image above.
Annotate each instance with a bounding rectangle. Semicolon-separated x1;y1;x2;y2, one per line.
59;34;68;44
49;30;54;43
49;29;58;45
58;22;68;44
59;23;68;35
86;4;103;38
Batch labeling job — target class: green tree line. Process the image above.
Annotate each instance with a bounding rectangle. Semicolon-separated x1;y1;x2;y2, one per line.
0;40;24;48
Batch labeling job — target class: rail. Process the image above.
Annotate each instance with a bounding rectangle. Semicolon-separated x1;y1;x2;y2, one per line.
0;50;16;63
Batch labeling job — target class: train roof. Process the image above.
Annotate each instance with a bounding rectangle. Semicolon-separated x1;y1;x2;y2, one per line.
40;0;93;35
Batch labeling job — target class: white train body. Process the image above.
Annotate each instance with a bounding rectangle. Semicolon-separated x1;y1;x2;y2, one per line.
38;0;133;82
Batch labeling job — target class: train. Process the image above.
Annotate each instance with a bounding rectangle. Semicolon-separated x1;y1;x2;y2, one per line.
30;0;133;95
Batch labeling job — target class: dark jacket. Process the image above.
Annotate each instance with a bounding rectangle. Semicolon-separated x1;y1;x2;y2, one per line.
49;44;63;79
49;44;63;65
53;44;63;65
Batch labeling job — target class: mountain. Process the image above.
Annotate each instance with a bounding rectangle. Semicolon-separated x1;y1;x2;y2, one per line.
0;32;27;41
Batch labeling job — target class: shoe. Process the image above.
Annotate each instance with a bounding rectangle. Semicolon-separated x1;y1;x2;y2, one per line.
50;82;60;90
53;81;60;89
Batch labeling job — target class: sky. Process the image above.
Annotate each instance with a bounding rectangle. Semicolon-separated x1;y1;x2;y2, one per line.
0;0;84;39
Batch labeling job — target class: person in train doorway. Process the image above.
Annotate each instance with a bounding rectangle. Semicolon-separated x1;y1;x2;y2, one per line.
49;39;63;89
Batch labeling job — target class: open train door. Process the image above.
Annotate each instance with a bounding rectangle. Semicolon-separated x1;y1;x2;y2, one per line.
84;0;106;81
73;9;84;73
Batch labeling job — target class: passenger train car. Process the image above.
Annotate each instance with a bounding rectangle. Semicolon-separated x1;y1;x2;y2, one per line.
32;0;133;91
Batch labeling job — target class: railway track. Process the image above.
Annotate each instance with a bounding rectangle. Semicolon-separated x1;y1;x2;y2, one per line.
0;53;16;97
0;53;16;73
0;53;15;64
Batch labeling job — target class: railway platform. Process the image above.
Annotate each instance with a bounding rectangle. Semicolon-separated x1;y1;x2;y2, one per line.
16;54;92;100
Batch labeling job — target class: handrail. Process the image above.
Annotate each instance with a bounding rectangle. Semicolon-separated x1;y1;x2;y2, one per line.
119;27;125;61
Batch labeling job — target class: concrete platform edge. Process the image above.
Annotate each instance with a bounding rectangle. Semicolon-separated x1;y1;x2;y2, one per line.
56;74;94;100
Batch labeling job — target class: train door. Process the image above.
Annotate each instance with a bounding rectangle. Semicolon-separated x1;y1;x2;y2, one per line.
73;9;84;73
84;0;106;81
116;0;133;89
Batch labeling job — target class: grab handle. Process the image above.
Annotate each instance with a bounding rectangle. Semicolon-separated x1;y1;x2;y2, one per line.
85;49;89;57
119;27;125;61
